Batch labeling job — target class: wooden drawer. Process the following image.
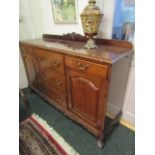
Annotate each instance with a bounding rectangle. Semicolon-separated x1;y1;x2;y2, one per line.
41;69;66;94
32;76;47;94
65;56;108;77
20;45;33;57
34;48;64;74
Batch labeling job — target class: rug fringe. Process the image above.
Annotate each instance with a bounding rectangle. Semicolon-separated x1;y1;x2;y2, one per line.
32;113;79;155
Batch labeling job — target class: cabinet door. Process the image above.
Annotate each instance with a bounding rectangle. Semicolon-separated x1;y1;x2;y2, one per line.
21;46;45;93
23;54;47;94
66;69;107;128
20;45;37;85
22;53;38;85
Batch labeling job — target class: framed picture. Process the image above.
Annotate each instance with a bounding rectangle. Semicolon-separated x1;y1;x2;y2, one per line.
124;0;135;6
112;0;135;41
121;22;135;41
51;0;78;24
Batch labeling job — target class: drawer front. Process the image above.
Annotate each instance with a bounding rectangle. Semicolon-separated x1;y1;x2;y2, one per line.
46;88;67;108
20;45;33;57
32;76;47;94
65;56;108;77
34;48;64;74
41;69;66;94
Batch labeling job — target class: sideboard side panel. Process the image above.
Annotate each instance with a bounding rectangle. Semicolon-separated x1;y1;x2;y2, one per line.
107;55;132;117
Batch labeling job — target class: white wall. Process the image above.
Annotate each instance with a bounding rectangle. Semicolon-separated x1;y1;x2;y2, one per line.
19;0;35;88
19;0;135;127
122;57;135;125
39;0;114;38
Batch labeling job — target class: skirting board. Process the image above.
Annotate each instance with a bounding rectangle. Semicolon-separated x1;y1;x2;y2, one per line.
106;113;135;131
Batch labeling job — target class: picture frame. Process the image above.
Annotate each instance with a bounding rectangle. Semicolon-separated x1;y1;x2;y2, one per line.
51;0;78;24
112;0;135;41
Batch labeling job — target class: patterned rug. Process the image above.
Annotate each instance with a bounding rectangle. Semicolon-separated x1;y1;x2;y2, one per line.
19;114;79;155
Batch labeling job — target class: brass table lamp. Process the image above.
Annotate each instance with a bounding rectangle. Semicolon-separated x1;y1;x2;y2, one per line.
80;0;103;49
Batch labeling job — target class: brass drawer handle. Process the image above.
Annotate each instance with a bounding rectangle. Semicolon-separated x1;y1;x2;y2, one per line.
37;57;42;61
55;80;63;86
78;62;89;70
52;60;60;67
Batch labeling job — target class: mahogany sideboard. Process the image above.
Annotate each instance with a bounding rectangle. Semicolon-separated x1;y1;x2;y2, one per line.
19;33;133;148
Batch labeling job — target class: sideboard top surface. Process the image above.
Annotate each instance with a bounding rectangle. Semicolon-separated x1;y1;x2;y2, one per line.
20;33;133;64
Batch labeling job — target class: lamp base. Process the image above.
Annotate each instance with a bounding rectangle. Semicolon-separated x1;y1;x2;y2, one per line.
84;38;97;49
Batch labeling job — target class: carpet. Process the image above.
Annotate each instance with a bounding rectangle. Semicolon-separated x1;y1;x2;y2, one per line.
20;88;135;155
19;114;79;155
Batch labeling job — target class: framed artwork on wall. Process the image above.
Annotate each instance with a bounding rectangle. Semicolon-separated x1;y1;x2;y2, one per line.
112;0;135;41
51;0;78;24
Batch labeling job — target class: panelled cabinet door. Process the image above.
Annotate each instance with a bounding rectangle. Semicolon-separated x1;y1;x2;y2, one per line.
21;49;38;86
21;46;46;94
23;55;48;94
66;69;107;128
